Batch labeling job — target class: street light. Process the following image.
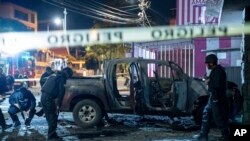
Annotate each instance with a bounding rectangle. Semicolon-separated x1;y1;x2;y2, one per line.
47;17;63;32
39;9;67;32
54;17;62;26
38;16;64;33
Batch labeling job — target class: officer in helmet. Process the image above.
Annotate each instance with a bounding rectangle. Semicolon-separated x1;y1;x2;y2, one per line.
40;67;73;140
193;54;229;141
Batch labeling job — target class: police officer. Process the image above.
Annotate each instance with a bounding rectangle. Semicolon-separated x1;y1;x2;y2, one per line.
0;109;12;131
193;54;229;141
0;67;12;131
13;70;24;90
39;66;54;87
36;66;55;117
8;87;36;127
14;70;23;79
41;67;73;140
0;67;7;94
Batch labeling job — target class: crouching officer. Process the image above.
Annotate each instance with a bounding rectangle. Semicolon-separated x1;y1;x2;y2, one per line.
41;67;73;140
8;87;36;127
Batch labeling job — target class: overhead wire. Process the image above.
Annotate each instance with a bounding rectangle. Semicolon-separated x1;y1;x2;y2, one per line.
65;0;138;19
143;10;151;27
70;0;137;18
90;0;136;16
42;0;134;24
82;0;137;17
124;7;140;12
119;5;138;9
148;8;167;23
53;0;139;23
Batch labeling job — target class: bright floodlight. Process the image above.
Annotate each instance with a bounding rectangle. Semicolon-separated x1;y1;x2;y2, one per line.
54;18;62;25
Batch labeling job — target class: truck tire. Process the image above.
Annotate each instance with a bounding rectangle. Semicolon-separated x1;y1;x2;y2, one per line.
73;99;102;128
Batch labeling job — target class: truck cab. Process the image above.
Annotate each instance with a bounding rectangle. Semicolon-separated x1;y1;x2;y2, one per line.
104;58;208;114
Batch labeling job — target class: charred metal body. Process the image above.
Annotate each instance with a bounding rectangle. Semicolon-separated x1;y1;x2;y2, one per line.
59;58;240;128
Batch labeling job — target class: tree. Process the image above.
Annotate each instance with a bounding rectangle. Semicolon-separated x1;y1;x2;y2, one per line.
84;44;131;74
86;44;131;60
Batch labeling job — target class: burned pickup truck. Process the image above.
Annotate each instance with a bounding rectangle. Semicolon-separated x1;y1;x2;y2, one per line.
60;58;241;128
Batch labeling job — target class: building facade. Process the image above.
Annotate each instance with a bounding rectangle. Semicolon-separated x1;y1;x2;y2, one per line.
0;2;37;79
0;2;70;79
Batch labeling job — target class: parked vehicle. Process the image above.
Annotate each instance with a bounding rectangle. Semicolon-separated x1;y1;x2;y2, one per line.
60;58;241;128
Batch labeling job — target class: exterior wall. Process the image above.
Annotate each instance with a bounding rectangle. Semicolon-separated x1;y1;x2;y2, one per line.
205;37;241;67
0;2;37;31
0;2;38;78
176;0;223;25
133;37;241;78
194;38;206;77
133;40;195;77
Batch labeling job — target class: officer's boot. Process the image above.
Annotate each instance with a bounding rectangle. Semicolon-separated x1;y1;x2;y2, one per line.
0;109;12;131
9;113;20;128
13;121;21;128
35;109;44;117
25;118;31;127
2;124;12;131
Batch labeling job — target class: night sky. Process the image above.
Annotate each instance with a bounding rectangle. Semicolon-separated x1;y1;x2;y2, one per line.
1;0;175;30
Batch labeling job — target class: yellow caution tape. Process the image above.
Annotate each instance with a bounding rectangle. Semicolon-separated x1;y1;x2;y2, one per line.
0;23;249;50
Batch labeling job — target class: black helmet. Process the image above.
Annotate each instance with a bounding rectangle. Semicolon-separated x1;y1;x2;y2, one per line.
45;66;52;72
62;67;73;78
205;54;218;64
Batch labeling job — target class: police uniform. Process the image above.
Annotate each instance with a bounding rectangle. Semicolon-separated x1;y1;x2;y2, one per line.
194;54;229;141
36;67;54;117
39;67;54;87
41;71;67;139
201;65;229;137
8;87;36;127
0;68;12;130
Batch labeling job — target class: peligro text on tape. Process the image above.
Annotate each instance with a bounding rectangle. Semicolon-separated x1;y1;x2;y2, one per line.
0;24;249;50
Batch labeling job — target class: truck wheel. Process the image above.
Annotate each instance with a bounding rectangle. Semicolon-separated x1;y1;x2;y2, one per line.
73;99;102;128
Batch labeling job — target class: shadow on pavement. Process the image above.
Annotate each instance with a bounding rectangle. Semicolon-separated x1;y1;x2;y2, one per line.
0;127;46;141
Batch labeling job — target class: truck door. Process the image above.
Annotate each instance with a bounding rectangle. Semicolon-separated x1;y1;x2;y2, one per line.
169;62;188;111
129;62;144;113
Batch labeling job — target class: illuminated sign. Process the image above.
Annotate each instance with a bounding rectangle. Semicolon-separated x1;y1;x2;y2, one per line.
192;0;207;6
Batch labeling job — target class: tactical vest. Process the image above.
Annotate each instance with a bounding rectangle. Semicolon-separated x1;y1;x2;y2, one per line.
41;74;60;99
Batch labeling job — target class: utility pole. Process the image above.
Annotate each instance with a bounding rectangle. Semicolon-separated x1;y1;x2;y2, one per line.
138;0;151;27
63;8;70;55
63;8;67;33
